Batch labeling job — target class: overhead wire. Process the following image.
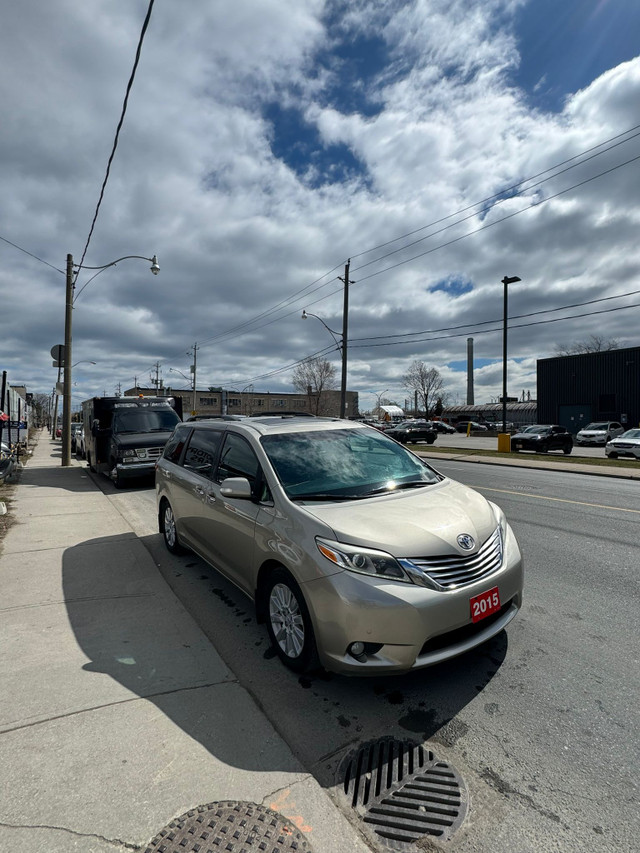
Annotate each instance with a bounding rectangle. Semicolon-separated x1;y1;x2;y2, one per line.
74;0;156;281
188;126;640;353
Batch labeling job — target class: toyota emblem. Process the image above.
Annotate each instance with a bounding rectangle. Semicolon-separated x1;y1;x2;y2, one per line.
457;534;475;551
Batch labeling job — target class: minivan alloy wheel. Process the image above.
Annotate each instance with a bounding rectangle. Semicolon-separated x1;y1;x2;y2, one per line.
264;568;318;672
162;500;185;554
270;583;305;658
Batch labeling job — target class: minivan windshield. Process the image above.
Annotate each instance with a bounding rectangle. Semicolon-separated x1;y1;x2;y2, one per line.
583;423;607;431
261;428;441;499
112;408;181;434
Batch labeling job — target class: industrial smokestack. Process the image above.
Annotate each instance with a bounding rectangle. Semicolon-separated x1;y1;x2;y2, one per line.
466;337;474;405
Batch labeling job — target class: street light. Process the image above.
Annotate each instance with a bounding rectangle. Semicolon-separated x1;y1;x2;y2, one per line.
300;259;351;419
62;254;159;466
302;309;346;417
501;275;521;438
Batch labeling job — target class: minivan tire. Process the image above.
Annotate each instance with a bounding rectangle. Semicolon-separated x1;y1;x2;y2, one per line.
264;568;319;673
160;499;186;554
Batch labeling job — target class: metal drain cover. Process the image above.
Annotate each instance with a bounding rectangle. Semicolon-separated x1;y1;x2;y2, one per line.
144;801;314;853
337;738;467;848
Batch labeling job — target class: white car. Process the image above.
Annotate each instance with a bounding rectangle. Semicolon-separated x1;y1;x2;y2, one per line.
605;429;640;460
576;421;624;446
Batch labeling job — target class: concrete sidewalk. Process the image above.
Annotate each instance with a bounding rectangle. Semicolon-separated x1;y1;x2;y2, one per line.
0;434;372;853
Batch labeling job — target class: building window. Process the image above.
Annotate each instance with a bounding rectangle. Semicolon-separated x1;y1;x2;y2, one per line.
199;397;218;406
273;399;285;407
255;399;264;407
229;397;241;407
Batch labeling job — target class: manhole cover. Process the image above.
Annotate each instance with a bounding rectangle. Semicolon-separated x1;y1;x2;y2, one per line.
144;801;314;852
337;738;467;849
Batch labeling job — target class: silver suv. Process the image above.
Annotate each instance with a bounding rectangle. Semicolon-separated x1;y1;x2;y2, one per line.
156;416;523;675
576;421;624;446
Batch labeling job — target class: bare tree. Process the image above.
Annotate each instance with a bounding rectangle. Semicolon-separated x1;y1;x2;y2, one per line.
554;335;620;356
292;357;337;415
402;361;446;419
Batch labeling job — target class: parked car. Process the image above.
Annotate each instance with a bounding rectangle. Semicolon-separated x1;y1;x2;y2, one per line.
156;416;523;675
455;421;488;433
428;421;456;434
605;428;640;460
576;421;624;446
384;420;437;444
70;422;83;453
76;426;86;458
511;424;573;454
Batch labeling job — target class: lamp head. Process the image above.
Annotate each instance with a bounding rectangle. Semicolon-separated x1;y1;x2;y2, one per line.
301;310;308;320
150;255;160;275
502;275;521;285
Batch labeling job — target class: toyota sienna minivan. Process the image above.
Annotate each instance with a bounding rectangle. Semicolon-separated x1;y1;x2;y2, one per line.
156;416;523;675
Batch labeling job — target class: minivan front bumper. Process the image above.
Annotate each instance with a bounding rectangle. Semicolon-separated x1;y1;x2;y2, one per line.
303;537;523;675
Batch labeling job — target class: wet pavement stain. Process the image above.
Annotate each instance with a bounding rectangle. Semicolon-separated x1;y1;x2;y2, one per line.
398;708;439;735
211;587;237;608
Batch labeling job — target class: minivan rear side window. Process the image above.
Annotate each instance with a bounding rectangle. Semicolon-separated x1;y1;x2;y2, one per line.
183;429;223;477
163;425;192;463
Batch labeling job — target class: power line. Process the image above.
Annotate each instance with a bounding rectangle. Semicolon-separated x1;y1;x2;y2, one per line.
353;151;640;285
348;301;640;350
350;288;640;344
0;234;64;274
74;0;156;278
186;124;640;348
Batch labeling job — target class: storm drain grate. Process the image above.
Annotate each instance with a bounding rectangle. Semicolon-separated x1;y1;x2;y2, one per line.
337;738;467;849
144;801;314;853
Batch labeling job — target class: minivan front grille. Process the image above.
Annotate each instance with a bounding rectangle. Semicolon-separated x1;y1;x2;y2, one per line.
410;527;503;590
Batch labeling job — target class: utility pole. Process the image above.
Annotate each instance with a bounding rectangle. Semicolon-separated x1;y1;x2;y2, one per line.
189;342;199;416
337;260;350;419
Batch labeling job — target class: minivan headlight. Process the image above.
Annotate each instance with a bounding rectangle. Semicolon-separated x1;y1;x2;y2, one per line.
315;537;413;583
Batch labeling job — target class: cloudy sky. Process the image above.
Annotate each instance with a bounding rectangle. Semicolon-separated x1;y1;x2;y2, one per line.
2;0;639;414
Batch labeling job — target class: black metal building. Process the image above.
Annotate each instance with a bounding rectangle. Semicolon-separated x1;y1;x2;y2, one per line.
537;346;640;433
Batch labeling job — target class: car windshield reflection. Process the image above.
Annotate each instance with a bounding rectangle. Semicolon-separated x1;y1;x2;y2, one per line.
261;428;441;500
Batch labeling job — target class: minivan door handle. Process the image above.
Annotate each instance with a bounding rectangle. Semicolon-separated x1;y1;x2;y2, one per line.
194;485;205;496
206;493;216;504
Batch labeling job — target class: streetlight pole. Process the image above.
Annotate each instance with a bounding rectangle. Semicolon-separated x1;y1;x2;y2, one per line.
62;253;159;466
301;258;350;418
501;275;521;436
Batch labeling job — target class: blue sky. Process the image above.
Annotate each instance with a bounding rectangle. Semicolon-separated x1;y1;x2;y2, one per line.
514;0;640;111
1;0;639;413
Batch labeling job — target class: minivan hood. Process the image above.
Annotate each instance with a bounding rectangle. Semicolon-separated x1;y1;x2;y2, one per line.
299;479;497;557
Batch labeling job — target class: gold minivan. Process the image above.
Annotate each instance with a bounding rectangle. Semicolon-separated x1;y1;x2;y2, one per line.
156;416;523;675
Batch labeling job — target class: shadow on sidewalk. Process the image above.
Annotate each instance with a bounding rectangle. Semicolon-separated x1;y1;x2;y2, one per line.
67;529;510;787
61;532;303;773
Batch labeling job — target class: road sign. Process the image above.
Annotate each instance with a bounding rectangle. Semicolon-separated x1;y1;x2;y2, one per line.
51;344;65;365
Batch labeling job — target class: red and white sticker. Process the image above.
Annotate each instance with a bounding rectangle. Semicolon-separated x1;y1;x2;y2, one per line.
470;586;501;623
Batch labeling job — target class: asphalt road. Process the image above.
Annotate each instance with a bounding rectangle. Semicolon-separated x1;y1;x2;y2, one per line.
107;463;639;853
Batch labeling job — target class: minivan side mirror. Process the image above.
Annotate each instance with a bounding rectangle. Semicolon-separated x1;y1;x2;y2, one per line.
91;419;100;436
219;477;252;499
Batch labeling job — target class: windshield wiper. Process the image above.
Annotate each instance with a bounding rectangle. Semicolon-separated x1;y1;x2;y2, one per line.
290;493;366;502
364;481;431;495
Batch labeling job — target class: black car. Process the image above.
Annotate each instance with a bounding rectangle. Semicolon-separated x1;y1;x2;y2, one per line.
427;420;456;434
511;424;573;454
384;420;437;444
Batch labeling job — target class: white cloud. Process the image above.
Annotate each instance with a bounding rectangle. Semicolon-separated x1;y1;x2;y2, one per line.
1;0;639;413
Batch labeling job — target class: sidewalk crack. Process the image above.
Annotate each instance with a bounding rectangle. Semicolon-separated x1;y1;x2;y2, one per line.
0;821;142;850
